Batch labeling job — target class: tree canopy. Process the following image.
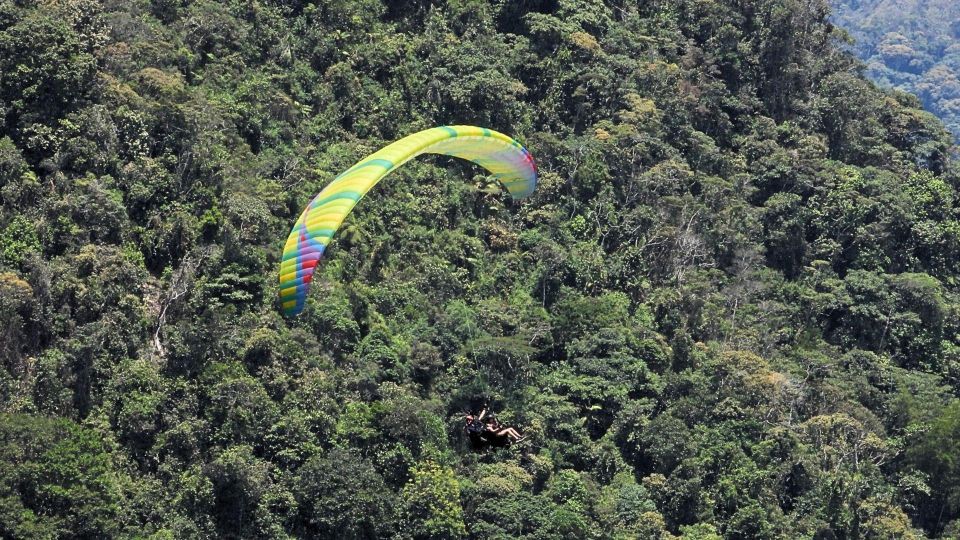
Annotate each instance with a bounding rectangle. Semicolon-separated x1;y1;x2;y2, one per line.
1;0;959;537
832;0;960;140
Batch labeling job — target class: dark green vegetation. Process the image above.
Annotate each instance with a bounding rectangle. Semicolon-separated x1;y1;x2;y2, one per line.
832;0;960;139
2;0;960;537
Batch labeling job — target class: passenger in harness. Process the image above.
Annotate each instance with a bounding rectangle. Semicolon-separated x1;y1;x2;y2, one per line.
464;407;524;448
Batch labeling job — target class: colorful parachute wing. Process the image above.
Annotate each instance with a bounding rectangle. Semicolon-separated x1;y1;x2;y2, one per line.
279;125;537;317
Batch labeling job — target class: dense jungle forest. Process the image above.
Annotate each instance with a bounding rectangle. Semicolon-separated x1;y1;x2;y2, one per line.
831;0;960;139
2;0;960;538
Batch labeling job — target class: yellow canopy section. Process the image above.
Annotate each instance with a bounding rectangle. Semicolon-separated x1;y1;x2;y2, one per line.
279;125;538;316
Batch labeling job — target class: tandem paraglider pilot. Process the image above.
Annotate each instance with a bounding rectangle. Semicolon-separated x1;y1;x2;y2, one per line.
464;407;524;449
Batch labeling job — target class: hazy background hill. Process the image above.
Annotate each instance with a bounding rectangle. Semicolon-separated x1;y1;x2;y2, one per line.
832;0;960;138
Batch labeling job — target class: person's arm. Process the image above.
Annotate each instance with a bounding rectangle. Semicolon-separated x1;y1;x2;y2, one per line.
478;408;488;421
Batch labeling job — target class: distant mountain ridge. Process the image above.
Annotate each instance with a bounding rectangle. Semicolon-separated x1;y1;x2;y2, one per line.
832;0;960;138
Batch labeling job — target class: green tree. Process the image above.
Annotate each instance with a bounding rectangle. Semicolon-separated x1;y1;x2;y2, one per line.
400;460;467;540
0;414;122;538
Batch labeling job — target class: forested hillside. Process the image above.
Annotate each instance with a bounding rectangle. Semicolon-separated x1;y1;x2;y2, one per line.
2;0;960;538
831;0;960;138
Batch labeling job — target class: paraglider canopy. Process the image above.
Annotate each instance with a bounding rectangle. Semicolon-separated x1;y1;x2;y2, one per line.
278;125;538;317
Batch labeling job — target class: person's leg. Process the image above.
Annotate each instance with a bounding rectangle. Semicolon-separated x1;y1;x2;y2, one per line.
497;427;521;441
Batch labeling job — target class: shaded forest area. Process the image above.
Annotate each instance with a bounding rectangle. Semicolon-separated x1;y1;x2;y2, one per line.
832;0;960;139
2;0;960;538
